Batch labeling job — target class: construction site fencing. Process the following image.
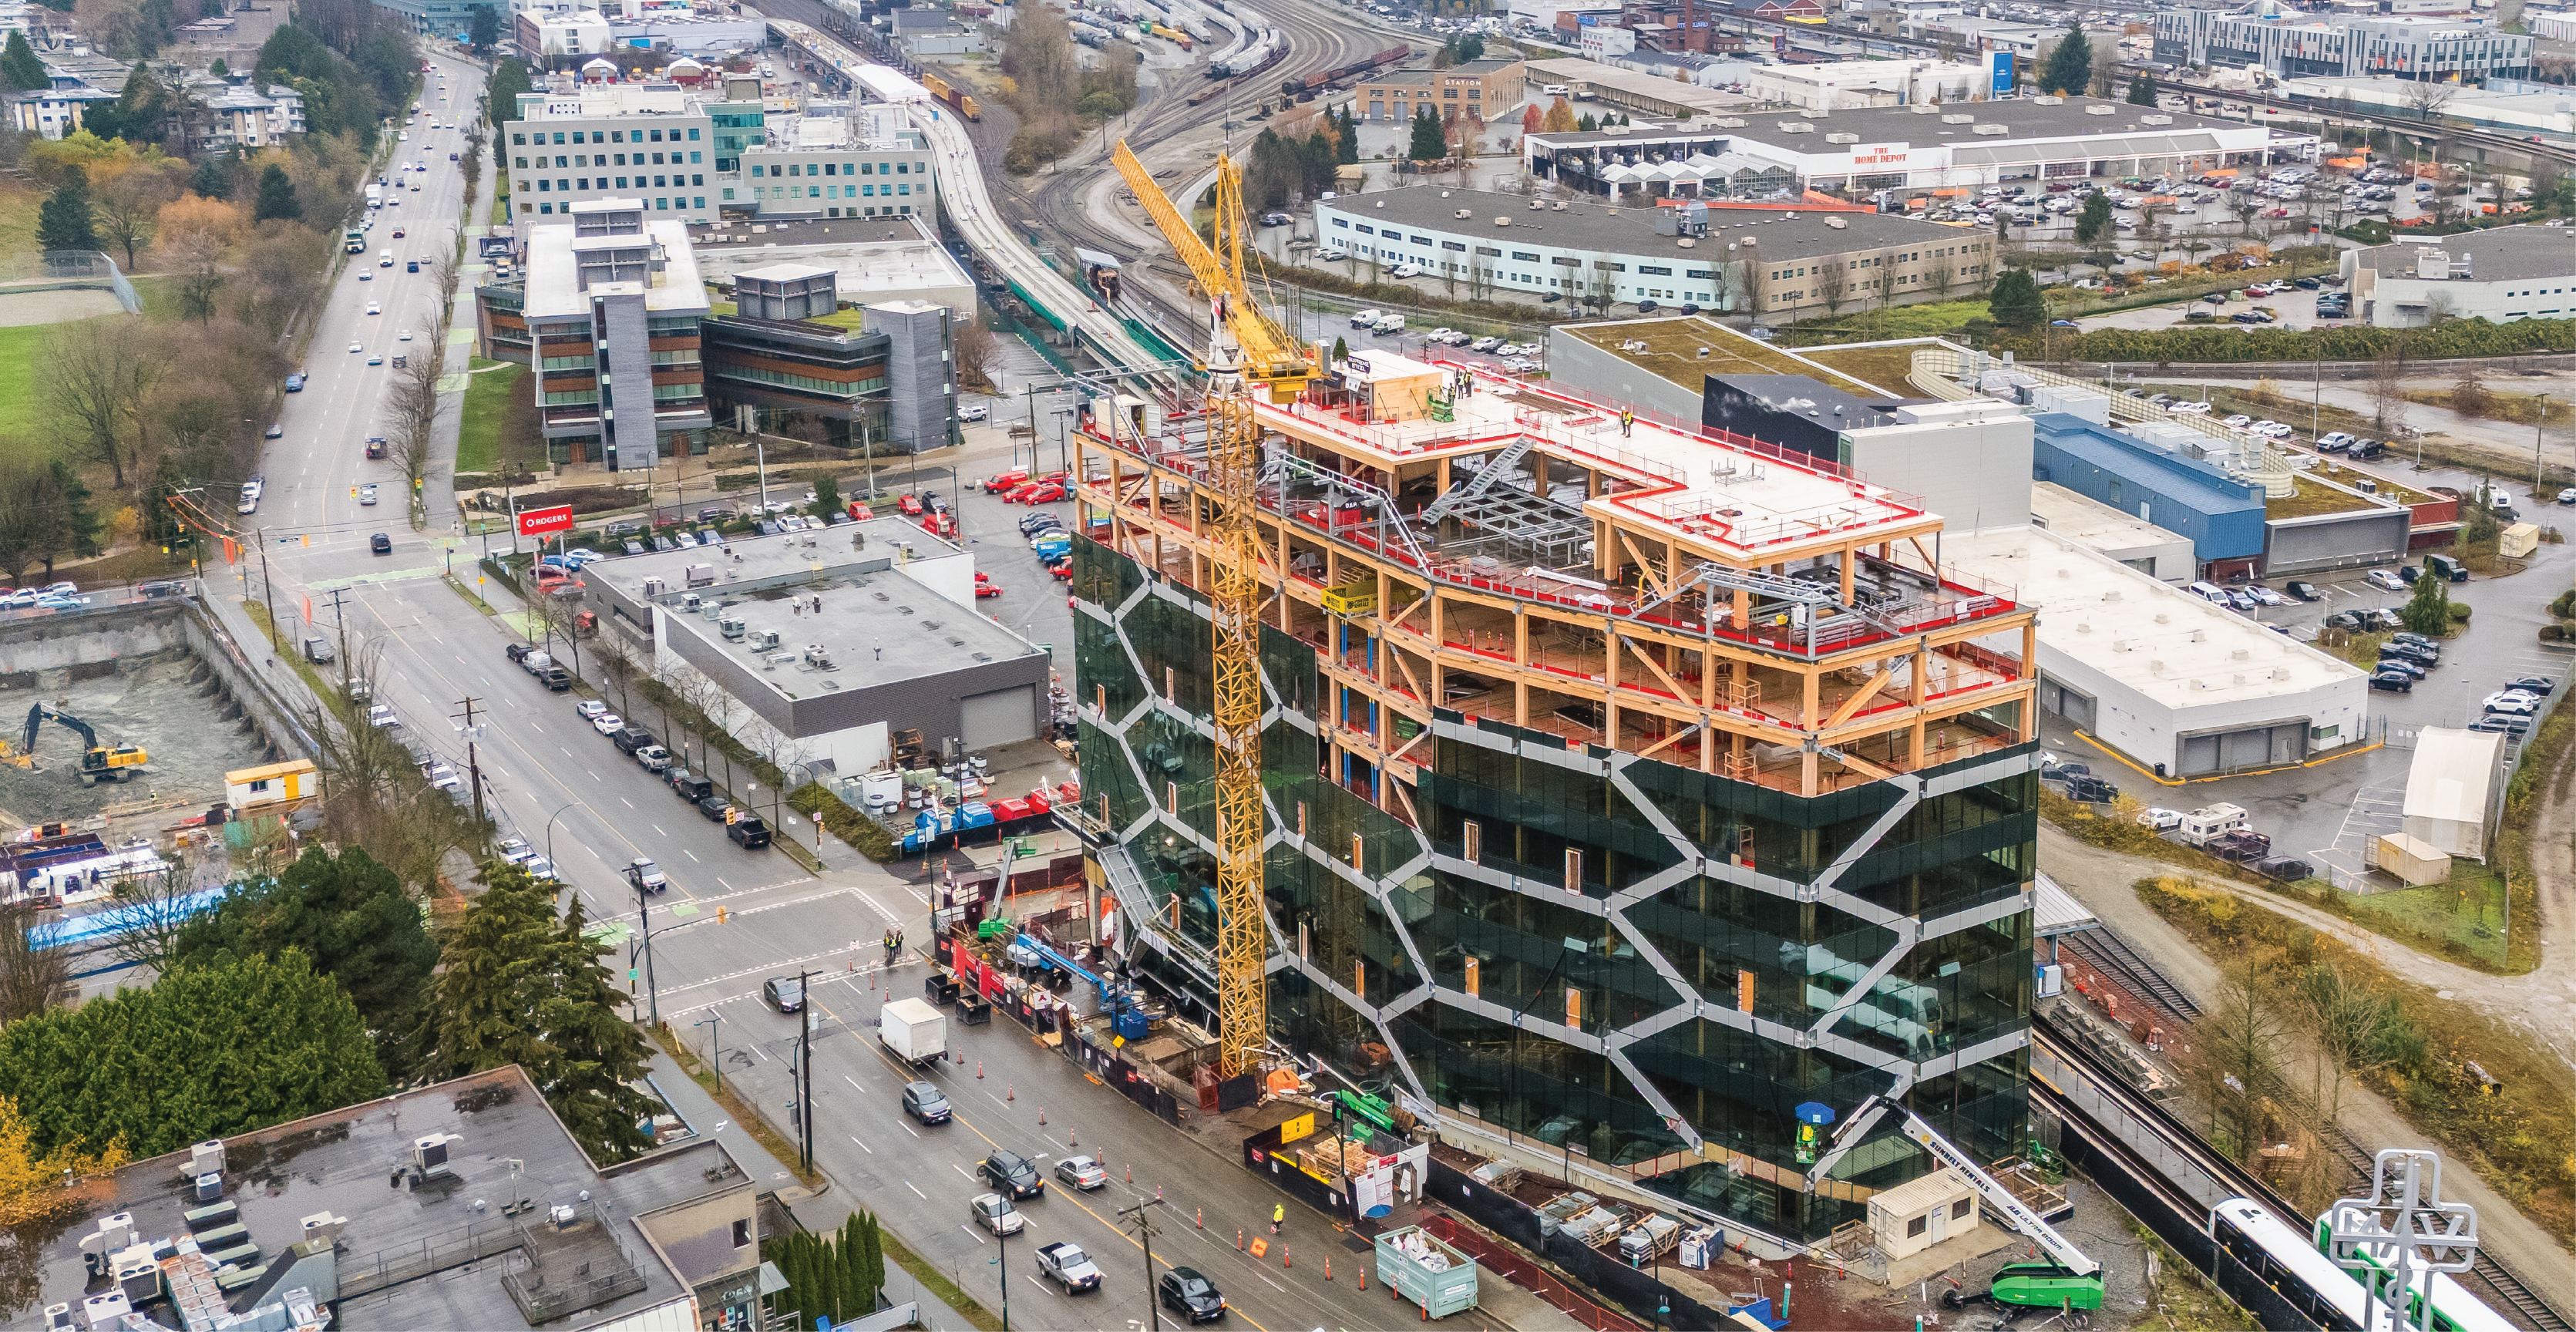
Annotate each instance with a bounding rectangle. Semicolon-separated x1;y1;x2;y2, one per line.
1424;1155;1709;1331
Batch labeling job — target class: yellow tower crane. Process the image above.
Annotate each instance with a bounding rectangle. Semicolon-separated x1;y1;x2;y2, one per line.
1113;140;1285;1077
1111;141;1315;404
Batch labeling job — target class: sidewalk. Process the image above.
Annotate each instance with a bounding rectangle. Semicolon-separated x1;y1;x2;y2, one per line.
645;1048;980;1332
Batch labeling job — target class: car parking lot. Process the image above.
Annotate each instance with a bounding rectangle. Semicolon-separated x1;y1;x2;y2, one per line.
2037;542;2576;890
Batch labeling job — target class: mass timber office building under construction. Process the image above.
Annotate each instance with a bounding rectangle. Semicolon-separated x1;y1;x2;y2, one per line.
1066;349;2040;1243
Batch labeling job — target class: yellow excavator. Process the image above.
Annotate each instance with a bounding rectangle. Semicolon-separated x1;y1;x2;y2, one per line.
24;704;149;786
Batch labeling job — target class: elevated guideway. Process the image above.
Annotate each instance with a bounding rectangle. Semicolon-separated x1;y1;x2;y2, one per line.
765;17;1180;378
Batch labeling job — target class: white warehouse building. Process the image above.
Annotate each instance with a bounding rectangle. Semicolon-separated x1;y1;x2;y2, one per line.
2341;224;2576;327
1744;59;1991;111
1949;523;2369;777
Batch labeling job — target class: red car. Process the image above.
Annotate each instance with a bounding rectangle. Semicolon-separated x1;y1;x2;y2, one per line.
984;468;1030;493
974;582;1004;598
921;513;957;539
897;493;923;516
1004;482;1044;504
1023;483;1068;504
845;501;875;520
1049;561;1072;580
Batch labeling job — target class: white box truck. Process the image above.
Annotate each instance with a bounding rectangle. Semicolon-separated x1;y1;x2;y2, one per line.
881;997;947;1065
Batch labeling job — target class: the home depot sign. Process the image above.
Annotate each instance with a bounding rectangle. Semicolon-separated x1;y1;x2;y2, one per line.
1850;142;1910;170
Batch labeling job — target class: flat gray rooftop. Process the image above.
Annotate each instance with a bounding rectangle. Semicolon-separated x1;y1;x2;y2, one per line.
1325;187;1970;264
1525;93;2258;153
590;516;954;601
22;1067;736;1331
2352;222;2576;281
666;573;1043;702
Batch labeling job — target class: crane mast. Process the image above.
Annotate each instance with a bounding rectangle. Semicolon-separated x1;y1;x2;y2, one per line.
1118;140;1275;1078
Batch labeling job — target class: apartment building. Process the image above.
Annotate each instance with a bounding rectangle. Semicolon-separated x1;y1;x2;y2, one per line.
1314;189;1992;315
1069;336;2040;1245
1356;57;1528;122
508;198;713;469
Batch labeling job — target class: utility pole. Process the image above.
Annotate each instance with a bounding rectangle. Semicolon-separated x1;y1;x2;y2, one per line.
453;695;489;843
324;587;353;696
254;527;281;654
625;856;661;1028
693;1012;721;1093
1119;1196;1168;1332
2534;395;2549;497
798;967;814;1175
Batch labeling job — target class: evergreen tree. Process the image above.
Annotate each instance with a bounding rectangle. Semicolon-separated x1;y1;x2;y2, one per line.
1336;106;1359;163
50;462;99;558
0;30;47;93
208;56;229;79
2128;70;2157;106
2040;22;2092;97
2399;562;2451;636
1407;105;1446;160
470;7;499;52
0;952;384;1159
431;870;557;1078
252;163;301;221
190;154;230;200
1332;335;1349;362
173;846;440;1078
1458;33;1484;61
486;58;533;132
35;166;98;253
530;896;659;1162
857;1213;885;1304
1577;112;1598;132
2073;191;2113;244
1987;267;2046;328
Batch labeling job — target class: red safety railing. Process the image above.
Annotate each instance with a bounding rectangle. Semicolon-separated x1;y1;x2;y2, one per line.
1417;1215;1649;1332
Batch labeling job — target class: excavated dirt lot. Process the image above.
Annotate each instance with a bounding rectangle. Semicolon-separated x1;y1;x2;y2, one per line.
0;649;279;826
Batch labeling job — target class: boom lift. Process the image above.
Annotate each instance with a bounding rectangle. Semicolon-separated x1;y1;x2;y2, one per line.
1824;1094;2106;1313
1111;138;1291;1077
24;704;150;786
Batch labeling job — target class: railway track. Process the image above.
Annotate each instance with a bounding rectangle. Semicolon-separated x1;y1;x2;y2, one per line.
2060;930;2572;1332
2060;926;2202;1021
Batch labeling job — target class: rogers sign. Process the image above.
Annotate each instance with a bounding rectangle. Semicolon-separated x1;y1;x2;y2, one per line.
1849;143;1910;170
516;504;576;536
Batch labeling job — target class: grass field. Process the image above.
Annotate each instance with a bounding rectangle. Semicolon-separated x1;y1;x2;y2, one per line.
128;273;177;319
457;357;526;475
1794;298;1994;341
0;322;54;441
2336;866;2513;968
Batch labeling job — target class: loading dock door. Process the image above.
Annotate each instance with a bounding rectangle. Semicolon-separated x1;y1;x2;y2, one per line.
960;684;1036;750
2038;675;2097;732
2179;722;2308;776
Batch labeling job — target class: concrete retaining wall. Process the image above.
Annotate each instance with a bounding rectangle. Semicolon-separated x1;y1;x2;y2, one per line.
0;597;314;765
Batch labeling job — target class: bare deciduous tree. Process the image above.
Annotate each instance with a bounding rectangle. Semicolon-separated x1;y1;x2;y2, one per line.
2370;341;2411;433
0;902;70;1023
104;856;205;976
953;318;997;394
40;318;160;487
2184;959;2292;1165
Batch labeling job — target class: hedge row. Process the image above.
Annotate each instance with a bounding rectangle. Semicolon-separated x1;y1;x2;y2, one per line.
790;782;897;863
1994;314;2576;364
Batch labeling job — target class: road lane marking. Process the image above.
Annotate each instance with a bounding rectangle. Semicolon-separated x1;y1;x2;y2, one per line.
905;1180;926;1199
850;1135;873;1155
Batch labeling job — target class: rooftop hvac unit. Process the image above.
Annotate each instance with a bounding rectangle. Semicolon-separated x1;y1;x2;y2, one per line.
1495;216;1513;226
1942;113;1972;123
1528;199;1545;209
113;1260;160;1307
755;629;782;651
410;1132;460;1186
2035;94;2063;104
1777;121;1814;133
81;1293;129;1332
190;1140;227;1179
551;1205;579;1228
680;591;701;613
1973;123;2009;135
802;644;835;668
42;1303;71;1331
79;1215;134;1267
1553;202;1569;210
1455;209;1472;219
720;615;747;640
1827;132;1858;143
2141;113;2172;124
2085;103;2116;114
301;1211;348;1249
686;562;716;587
644;577;668;598
194;1172;222;1203
1824;216;1848;228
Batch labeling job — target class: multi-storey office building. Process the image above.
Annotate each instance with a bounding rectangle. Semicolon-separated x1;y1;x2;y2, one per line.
499;198;713;469
506;77;722;225
2152;8;2530;82
1069;350;2040;1242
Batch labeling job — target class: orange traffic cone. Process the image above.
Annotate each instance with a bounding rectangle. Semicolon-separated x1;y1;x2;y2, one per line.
1037;1105;1046;1125
1196;1206;1203;1229
977;1059;984;1078
1283;1245;1290;1270
1325;1256;1332;1282
1006;1083;1014;1101
1237;1228;1245;1251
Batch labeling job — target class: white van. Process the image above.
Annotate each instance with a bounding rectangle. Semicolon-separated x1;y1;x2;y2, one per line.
1372;313;1407;334
1540;82;1569;96
1349;308;1380;328
2186;581;2231;605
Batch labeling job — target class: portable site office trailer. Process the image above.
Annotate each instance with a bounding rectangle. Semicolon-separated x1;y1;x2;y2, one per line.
226;760;318;810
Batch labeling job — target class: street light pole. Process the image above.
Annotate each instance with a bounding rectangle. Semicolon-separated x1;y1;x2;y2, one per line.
544;799;579;868
626;860;661;1028
693;1012;721;1091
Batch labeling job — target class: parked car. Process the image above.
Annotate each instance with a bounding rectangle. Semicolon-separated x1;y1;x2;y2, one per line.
2137;807;2184;830
2283;580;2320;601
2369;671;2414;694
728;814;772;848
2373;656;2425;681
2365;569;2406;592
2063;775;2119;803
2503;674;2556;692
626;857;668;893
2468;715;2533;736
